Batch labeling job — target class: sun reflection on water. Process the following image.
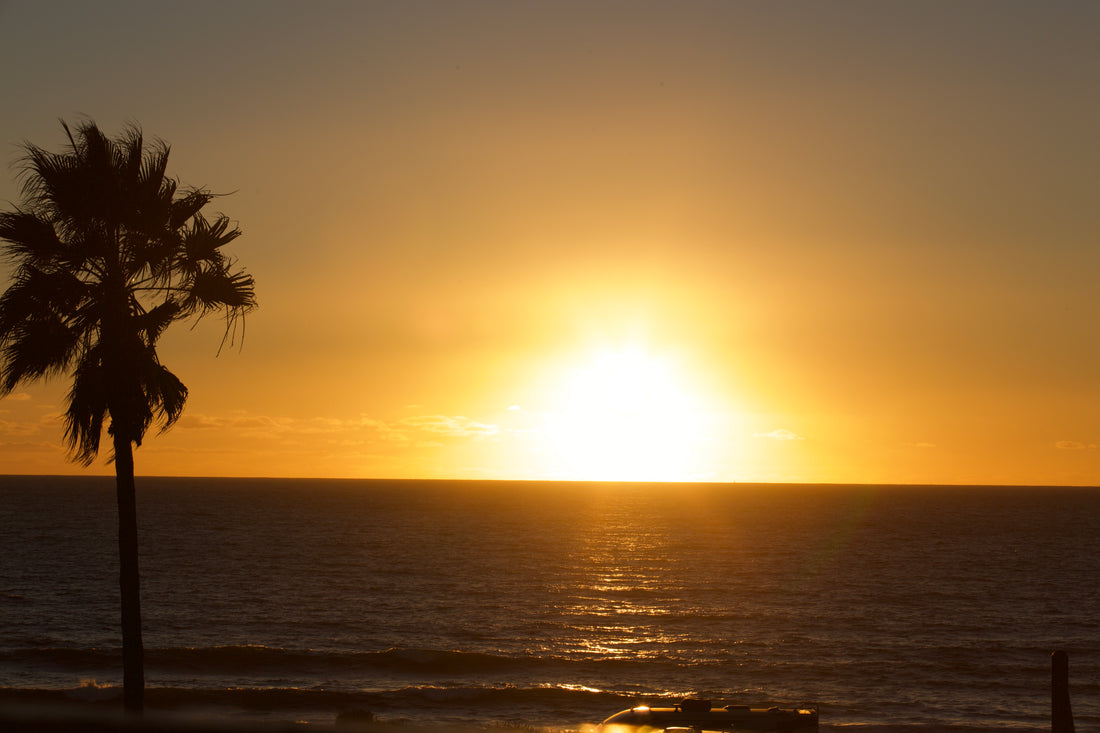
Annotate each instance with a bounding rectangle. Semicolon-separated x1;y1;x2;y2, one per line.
551;489;701;659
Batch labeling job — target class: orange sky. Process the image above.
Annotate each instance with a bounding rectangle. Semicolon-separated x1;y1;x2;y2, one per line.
2;1;1099;485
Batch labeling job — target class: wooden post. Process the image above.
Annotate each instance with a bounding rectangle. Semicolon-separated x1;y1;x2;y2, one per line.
1052;650;1074;733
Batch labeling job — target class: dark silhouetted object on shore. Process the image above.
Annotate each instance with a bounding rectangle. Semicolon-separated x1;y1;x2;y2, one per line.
602;700;818;732
1052;650;1074;733
0;120;257;713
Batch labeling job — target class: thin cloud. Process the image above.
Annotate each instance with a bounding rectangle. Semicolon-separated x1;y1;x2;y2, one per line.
177;415;226;429
398;415;501;439
1055;440;1096;451
0;419;41;437
755;428;804;441
0;439;62;453
180;414;302;433
415;440;445;449
177;410;500;445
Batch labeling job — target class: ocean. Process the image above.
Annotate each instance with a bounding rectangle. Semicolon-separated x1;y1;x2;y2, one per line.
1;476;1097;730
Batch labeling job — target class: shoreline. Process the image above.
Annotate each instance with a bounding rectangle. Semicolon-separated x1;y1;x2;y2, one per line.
0;697;1053;733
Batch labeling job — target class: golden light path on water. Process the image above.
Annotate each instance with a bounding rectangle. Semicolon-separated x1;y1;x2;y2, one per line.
554;486;726;662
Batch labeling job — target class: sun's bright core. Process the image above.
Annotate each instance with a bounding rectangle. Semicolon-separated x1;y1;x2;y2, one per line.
540;347;715;481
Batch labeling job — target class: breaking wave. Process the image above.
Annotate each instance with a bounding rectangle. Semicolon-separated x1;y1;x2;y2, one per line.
0;645;670;676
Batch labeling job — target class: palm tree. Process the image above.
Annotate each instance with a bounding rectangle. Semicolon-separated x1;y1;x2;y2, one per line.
0;120;257;713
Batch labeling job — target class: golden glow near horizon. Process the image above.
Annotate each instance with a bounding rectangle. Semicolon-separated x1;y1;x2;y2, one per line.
2;2;1100;485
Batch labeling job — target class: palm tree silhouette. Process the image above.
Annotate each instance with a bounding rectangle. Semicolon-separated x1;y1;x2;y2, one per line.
0;120;257;712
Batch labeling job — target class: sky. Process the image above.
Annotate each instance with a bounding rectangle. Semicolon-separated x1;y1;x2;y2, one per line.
1;1;1099;485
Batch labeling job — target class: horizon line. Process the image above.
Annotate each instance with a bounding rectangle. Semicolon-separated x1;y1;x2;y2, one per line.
3;473;1098;490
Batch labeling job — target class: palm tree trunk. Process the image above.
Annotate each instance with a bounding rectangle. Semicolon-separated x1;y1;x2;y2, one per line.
113;432;145;713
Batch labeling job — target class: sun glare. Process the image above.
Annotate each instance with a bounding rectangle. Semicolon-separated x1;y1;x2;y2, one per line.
539;346;716;481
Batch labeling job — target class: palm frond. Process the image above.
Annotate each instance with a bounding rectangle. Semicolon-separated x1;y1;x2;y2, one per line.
180;213;241;267
185;265;257;314
142;360;188;432
170;189;215;231
138;143;172;204
0;263;91;395
0;316;78;394
0;211;65;267
64;357;109;465
119;127;145;187
20;128;114;234
0;266;90;337
104;374;156;449
134;301;182;346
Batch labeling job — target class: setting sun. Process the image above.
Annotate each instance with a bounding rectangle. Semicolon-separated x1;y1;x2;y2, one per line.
537;346;717;481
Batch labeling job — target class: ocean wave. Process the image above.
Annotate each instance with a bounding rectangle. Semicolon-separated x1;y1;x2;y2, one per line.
0;647;120;670
0;681;640;725
0;644;669;677
0;683;1066;732
154;645;564;675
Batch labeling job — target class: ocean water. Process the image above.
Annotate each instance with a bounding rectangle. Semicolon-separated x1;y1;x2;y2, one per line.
0;476;1098;729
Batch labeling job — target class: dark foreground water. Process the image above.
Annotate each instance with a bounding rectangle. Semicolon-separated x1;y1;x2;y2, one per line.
1;477;1097;729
